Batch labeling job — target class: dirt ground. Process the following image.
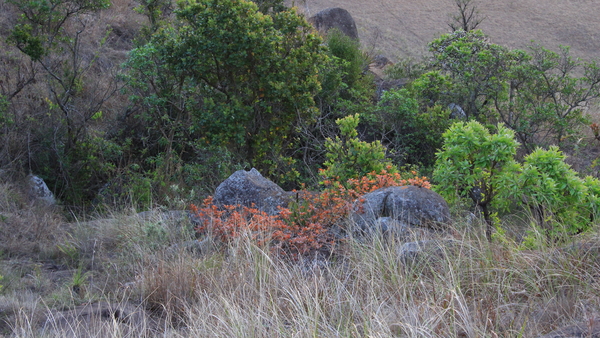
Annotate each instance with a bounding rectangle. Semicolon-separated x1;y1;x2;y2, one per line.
288;0;600;61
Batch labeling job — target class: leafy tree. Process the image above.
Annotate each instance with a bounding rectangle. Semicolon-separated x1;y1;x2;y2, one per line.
429;29;519;119
5;0;121;204
124;0;325;185
433;121;520;239
496;45;600;151
434;120;600;242
427;30;600;151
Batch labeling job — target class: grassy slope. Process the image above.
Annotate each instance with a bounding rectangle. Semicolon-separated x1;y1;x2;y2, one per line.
2;185;600;337
290;0;600;61
2;1;600;337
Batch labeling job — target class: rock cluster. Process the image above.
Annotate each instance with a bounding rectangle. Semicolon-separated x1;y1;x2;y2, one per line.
212;169;452;250
352;185;451;236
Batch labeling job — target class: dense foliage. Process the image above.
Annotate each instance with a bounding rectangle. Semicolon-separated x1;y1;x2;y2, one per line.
423;30;600;150
371;86;451;167
1;0;600;246
433;121;520;239
320;114;398;186
434;120;600;242
124;0;326;189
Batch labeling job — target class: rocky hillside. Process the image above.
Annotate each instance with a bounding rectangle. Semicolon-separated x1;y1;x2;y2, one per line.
291;0;600;61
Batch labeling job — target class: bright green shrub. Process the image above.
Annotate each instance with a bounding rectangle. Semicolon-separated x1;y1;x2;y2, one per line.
321;114;398;187
434;120;600;242
433;120;520;239
515;147;599;238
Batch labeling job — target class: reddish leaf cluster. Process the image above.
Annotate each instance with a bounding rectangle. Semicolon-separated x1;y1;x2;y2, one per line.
190;166;430;258
190;197;332;259
591;123;600;141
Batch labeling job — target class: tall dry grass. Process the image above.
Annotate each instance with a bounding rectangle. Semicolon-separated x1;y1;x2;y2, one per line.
2;182;600;338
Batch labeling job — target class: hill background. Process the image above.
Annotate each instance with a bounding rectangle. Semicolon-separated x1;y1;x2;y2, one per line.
288;0;600;61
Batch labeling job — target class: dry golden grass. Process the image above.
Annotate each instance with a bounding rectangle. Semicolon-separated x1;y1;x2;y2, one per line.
0;181;67;258
1;181;600;337
290;0;600;62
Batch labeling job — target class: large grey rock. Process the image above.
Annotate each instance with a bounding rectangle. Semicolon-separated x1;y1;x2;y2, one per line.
448;103;467;119
26;174;56;205
352;186;451;234
308;8;359;40
535;319;600;338
213;168;292;216
371;216;439;242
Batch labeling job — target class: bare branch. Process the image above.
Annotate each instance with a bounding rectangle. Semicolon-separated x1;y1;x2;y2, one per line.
448;0;486;32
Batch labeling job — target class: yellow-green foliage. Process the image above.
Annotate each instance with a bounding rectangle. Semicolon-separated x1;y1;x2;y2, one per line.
434;120;600;241
322;114;398;186
514;147;600;239
433;120;520;238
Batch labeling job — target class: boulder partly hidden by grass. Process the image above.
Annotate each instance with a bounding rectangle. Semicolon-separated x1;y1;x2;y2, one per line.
352;185;451;236
212;168;294;216
535;319;600;338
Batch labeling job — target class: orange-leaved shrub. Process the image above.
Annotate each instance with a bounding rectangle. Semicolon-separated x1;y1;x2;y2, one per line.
190;198;331;259
190;166;430;258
